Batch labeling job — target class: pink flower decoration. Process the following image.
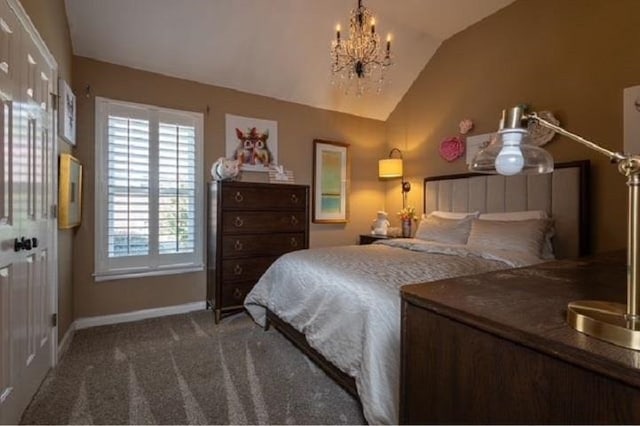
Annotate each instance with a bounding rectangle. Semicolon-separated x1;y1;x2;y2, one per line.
439;136;465;162
458;118;474;135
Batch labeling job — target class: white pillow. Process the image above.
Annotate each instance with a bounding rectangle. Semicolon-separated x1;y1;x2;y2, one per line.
423;210;480;220
478;210;555;260
415;215;473;245
467;218;552;258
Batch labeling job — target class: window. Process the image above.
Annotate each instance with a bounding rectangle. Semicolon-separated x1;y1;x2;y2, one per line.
94;97;204;280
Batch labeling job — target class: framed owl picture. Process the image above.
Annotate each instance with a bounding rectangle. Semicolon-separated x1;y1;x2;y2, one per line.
58;78;76;145
225;114;278;172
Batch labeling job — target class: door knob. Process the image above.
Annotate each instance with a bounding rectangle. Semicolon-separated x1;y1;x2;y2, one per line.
22;237;32;251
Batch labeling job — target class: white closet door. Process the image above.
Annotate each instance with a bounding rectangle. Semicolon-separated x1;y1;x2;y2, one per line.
0;0;56;423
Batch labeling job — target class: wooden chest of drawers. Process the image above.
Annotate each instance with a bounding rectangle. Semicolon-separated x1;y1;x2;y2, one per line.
207;181;309;322
400;251;640;424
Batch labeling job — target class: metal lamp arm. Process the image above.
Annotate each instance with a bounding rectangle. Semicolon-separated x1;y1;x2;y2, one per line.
525;112;626;162
527;109;640;319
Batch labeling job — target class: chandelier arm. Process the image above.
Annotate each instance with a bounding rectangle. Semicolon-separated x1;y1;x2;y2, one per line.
330;0;392;93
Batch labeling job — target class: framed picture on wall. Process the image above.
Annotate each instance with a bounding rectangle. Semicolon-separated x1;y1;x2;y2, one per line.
225;114;278;172
465;132;496;165
312;139;350;224
58;153;82;229
58;79;76;145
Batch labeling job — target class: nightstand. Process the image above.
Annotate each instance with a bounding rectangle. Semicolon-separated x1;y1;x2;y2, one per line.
359;234;391;245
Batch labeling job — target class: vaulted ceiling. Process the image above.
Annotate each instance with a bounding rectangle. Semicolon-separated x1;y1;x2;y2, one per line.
64;0;514;120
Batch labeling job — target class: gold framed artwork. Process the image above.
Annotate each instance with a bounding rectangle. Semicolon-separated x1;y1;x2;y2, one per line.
58;153;82;229
312;139;350;224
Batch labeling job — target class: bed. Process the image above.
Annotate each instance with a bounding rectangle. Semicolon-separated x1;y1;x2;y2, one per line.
244;161;590;424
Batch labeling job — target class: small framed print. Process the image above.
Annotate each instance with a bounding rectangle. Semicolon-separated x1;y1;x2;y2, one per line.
58;79;76;145
466;132;496;165
312;139;350;224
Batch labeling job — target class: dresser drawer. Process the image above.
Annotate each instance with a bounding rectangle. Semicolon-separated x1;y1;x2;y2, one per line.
222;211;306;234
221;256;277;283
222;185;306;210
221;233;305;258
220;281;255;308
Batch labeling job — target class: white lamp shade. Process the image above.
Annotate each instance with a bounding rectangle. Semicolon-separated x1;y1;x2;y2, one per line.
379;158;403;178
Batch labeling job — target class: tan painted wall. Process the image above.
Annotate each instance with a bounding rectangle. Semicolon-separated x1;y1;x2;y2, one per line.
386;0;640;254
71;56;386;318
19;0;74;339
27;0;635;321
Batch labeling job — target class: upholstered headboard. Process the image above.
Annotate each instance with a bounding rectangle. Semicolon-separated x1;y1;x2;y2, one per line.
423;161;590;259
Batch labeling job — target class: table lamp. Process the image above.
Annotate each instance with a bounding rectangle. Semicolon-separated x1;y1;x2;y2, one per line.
379;148;411;208
470;105;640;351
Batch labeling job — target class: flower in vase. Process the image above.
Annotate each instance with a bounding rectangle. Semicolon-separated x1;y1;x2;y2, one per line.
397;206;417;222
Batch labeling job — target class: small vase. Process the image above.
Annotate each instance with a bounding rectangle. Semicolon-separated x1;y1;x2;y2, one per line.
402;219;412;238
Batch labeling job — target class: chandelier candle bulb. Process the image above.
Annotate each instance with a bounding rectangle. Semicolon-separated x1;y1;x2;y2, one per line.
336;24;341;41
386;34;391;52
371;17;375;34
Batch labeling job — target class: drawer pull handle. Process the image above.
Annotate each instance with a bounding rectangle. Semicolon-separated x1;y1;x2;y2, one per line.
234;264;243;275
234;191;244;203
234;216;244;227
290;216;299;226
234;240;243;251
290;193;298;203
290;237;298;248
233;288;243;299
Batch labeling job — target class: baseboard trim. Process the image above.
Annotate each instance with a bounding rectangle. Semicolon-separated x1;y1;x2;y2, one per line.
57;322;76;362
74;301;207;330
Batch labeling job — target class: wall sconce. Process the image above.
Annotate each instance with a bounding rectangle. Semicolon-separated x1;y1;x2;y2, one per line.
379;148;411;208
470;105;640;351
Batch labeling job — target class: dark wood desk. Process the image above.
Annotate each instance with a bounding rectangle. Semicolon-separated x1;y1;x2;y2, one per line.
400;251;640;424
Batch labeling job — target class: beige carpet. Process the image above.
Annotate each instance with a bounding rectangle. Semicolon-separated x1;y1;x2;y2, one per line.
21;311;365;425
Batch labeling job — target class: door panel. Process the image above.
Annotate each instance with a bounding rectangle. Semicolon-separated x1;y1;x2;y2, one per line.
0;265;13;408
0;0;56;423
0;0;18;419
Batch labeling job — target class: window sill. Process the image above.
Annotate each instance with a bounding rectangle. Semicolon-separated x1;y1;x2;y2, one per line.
94;264;204;282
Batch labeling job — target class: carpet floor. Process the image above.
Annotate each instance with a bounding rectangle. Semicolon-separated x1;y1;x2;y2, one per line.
21;311;365;425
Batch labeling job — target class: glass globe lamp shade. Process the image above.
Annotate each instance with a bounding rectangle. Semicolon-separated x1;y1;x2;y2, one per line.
470;128;554;175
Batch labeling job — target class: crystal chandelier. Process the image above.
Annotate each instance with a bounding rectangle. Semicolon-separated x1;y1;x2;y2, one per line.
330;0;393;96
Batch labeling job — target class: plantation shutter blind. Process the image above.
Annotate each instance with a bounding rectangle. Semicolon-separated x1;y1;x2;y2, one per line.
95;98;204;280
158;117;196;255
107;114;150;257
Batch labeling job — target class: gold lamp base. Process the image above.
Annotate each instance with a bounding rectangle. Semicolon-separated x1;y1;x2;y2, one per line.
567;300;640;350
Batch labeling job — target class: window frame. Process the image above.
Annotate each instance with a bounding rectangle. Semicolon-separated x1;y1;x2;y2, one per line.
94;97;204;281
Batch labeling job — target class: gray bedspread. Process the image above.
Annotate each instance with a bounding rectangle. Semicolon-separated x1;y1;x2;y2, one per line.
245;239;542;424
